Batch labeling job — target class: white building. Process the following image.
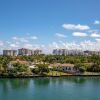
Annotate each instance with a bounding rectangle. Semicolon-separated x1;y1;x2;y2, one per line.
32;49;42;55
18;48;32;56
50;63;75;73
53;49;84;55
3;50;17;56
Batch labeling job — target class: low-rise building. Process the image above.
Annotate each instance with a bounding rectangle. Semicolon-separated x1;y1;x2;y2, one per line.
50;63;75;73
7;60;31;70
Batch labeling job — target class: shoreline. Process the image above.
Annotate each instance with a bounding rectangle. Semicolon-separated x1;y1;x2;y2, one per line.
1;74;100;78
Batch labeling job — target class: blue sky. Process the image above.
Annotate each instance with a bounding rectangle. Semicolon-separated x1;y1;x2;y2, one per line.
0;0;100;53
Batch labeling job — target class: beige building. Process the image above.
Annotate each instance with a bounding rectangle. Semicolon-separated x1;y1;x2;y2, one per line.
33;49;42;55
18;48;42;56
3;50;17;56
53;49;84;55
18;48;32;56
50;63;75;73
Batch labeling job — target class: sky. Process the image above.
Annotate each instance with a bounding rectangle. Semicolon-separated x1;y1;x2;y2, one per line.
0;0;100;53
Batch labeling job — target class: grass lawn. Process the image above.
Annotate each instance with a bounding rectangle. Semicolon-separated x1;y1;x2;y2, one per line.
46;71;72;76
83;72;100;75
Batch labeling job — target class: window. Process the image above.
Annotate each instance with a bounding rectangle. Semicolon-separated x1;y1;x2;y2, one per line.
66;67;67;70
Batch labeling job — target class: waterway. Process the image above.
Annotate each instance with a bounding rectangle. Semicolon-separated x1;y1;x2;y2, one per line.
0;77;100;100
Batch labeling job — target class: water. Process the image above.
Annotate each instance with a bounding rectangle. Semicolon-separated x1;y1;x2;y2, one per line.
0;77;100;100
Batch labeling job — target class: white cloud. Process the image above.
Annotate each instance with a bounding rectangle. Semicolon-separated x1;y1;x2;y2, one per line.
30;36;38;40
95;39;100;42
90;33;100;37
6;41;11;44
12;36;38;43
12;37;18;40
49;42;59;49
62;24;90;30
55;33;66;38
72;32;88;37
12;36;29;43
0;41;4;46
23;44;33;49
1;39;100;54
9;43;19;48
20;38;29;43
48;40;100;52
88;29;98;33
94;20;100;24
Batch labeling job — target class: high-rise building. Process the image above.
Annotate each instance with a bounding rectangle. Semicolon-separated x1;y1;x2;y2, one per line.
84;50;100;55
53;49;84;55
3;50;17;56
53;49;68;55
18;48;32;56
53;49;100;56
33;49;42;55
18;48;42;56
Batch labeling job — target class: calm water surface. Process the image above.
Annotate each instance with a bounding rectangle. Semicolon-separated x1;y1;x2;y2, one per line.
0;77;100;100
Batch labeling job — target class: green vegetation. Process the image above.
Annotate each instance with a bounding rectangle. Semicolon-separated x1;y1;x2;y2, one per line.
0;55;12;72
47;71;72;76
32;64;50;74
0;54;100;77
12;63;28;72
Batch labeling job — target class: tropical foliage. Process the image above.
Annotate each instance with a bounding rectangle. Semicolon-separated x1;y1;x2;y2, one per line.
0;54;100;76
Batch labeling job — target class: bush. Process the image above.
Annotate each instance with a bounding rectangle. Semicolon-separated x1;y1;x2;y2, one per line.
79;67;86;73
13;63;28;72
8;72;17;77
75;63;87;73
32;68;40;74
36;64;50;73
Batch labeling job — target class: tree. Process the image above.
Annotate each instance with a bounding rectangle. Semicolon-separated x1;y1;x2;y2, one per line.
32;68;40;74
88;63;100;72
75;63;87;73
13;63;28;72
36;64;50;74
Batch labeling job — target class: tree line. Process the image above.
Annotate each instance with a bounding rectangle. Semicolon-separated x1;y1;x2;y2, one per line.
0;54;100;76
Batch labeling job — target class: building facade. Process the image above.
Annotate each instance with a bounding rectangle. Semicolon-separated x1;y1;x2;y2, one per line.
50;63;75;73
3;50;17;56
84;50;100;55
33;49;42;55
18;48;42;56
53;49;84;55
18;48;32;56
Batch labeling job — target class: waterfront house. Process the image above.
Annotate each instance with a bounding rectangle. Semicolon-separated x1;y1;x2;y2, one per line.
7;60;49;71
7;60;30;70
50;63;75;73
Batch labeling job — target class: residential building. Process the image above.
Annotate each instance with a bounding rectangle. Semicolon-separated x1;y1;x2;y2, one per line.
18;48;32;56
33;49;42;55
53;49;84;55
84;50;100;55
3;50;17;56
50;63;75;73
7;59;31;70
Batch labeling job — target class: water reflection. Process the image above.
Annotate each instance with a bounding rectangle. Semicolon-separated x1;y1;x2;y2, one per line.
0;78;30;91
0;77;100;91
33;77;50;87
0;77;100;100
0;79;10;94
9;79;30;89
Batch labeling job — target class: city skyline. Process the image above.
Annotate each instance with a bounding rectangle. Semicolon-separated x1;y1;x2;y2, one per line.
0;0;100;53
